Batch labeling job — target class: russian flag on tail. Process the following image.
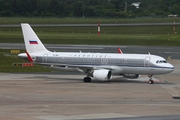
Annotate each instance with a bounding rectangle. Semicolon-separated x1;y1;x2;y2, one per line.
29;40;38;44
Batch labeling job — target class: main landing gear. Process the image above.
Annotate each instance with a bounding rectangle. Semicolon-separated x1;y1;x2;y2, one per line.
83;76;91;83
148;75;154;84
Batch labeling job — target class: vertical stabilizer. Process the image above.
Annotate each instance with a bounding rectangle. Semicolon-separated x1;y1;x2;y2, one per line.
21;23;49;53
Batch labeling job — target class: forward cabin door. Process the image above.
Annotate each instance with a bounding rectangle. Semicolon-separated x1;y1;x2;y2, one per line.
144;56;151;67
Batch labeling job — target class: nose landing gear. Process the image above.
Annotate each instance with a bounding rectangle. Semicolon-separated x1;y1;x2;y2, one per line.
148;79;154;84
148;75;154;84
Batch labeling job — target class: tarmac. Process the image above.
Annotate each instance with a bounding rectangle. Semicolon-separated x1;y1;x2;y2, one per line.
0;44;180;120
0;60;180;120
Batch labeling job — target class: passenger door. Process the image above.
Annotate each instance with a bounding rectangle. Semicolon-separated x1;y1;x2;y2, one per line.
42;54;48;63
144;56;151;67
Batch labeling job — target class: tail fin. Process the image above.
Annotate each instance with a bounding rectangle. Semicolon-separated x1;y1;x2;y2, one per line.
21;23;49;53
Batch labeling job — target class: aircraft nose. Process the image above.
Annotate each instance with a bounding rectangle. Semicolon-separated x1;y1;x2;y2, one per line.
168;63;174;72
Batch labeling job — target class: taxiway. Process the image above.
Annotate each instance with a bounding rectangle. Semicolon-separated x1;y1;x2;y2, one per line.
0;44;180;120
0;60;180;120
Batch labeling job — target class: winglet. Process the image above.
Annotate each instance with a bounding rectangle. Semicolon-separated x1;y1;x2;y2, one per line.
25;50;33;62
118;48;123;54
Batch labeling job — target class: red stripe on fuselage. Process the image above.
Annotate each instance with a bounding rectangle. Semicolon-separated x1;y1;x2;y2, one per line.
25;50;33;62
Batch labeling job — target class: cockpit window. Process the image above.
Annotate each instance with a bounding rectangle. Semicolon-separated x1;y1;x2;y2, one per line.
163;60;167;63
156;60;167;63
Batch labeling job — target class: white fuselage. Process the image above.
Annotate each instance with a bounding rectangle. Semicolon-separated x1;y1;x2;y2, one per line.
19;51;174;75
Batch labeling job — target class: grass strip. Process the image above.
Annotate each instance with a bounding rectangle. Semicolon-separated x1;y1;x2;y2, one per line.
0;25;180;46
0;49;53;73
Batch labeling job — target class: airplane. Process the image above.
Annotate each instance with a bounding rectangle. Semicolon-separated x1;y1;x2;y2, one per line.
18;23;174;84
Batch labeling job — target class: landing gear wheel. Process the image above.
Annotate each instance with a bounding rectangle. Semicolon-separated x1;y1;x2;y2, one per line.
148;79;154;84
83;77;91;83
148;75;154;84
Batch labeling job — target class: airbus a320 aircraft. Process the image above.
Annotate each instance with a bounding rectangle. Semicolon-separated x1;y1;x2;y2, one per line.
18;23;174;84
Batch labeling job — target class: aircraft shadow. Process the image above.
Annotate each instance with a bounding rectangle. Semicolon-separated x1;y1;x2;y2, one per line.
43;76;171;85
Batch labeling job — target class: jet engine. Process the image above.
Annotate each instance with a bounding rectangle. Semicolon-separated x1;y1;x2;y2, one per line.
123;74;140;79
92;69;112;81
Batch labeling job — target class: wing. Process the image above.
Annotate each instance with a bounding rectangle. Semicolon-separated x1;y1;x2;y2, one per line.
38;63;122;74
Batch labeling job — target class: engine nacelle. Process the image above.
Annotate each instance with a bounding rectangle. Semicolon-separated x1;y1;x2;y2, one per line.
123;74;140;79
92;69;112;81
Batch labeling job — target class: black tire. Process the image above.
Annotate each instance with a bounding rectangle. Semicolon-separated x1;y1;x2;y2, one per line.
148;80;154;84
83;77;91;83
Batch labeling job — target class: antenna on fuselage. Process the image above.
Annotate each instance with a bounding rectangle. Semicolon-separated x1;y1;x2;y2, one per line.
148;52;151;55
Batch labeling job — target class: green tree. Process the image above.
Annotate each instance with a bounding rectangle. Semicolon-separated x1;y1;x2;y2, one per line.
0;2;13;16
72;1;83;17
171;4;180;14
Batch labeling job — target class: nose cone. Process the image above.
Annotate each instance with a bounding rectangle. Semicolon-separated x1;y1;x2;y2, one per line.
167;63;174;73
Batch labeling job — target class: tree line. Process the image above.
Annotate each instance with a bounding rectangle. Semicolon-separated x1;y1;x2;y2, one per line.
0;0;180;18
